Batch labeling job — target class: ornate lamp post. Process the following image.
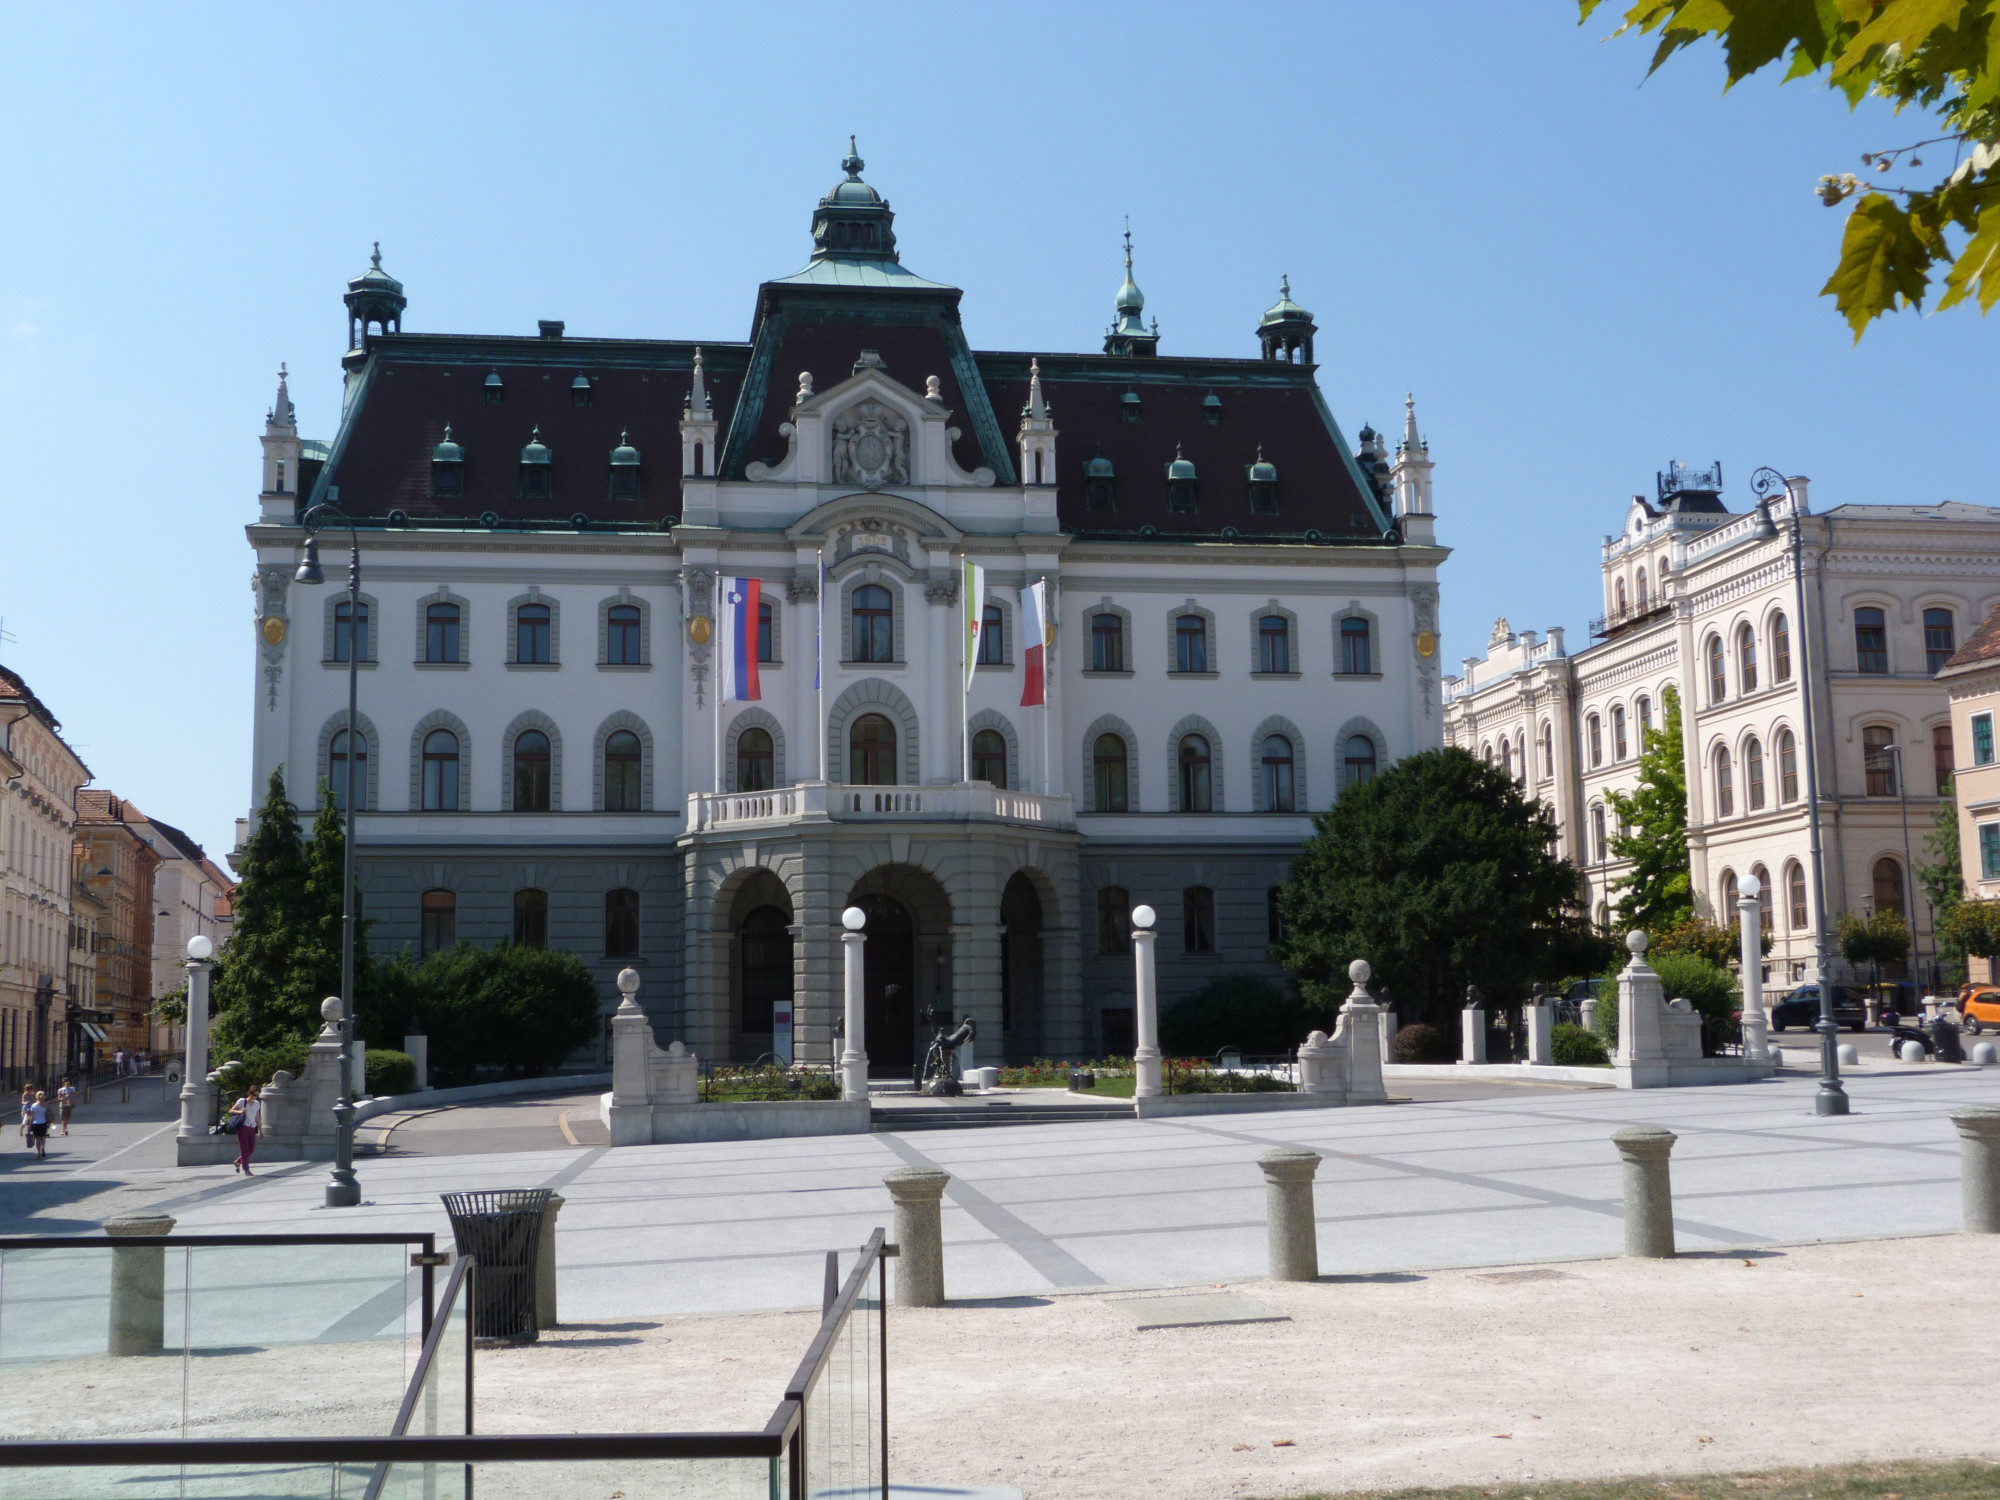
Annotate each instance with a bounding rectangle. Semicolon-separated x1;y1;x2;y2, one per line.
1749;468;1847;1114
294;496;365;1204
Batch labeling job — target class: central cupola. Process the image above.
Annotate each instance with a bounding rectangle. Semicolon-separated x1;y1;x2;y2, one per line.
810;137;899;263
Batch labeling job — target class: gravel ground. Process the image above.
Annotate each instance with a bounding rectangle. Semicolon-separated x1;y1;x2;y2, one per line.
477;1234;1995;1500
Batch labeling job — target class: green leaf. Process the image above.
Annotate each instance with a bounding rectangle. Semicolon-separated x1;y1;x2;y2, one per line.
1820;193;1937;337
1834;0;1969;73
1718;0;1837;82
1939;196;2000;310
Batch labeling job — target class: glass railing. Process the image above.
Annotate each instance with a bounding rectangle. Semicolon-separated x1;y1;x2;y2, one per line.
0;1228;891;1500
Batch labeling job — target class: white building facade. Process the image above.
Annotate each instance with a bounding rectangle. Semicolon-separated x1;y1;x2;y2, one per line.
1446;464;1999;992
244;153;1448;1069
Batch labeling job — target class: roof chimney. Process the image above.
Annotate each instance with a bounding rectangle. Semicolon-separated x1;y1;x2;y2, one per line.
538;320;565;340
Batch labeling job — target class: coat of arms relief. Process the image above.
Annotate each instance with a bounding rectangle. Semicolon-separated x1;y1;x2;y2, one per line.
831;400;910;488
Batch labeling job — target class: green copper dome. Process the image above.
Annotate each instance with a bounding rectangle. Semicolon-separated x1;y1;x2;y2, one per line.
1167;448;1198;482
520;426;551;465
609;430;640;468
1259;274;1312;328
431;425;462;464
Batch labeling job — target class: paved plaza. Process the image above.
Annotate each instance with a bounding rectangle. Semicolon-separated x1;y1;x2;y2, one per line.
8;1065;1979;1324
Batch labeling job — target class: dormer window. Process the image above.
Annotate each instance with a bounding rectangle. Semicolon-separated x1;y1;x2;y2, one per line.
1247;450;1278;514
484;370;504;405
571;373;593;409
518;426;552;501
608;431;642;502
1202;392;1222;426
1120;390;1142;423
1084;456;1115;512
431;426;465;499
1166;448;1198;513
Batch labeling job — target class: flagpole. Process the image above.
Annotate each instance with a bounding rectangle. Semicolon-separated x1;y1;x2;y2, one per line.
714;580;724;797
816;551;826;781
960;555;971;783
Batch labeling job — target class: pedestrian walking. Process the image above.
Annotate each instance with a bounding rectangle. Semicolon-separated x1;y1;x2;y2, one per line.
26;1092;50;1158
56;1078;76;1136
229;1085;262;1174
114;1048;126;1078
18;1087;32;1147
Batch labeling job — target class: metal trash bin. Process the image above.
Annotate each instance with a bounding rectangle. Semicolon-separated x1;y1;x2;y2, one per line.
440;1189;552;1343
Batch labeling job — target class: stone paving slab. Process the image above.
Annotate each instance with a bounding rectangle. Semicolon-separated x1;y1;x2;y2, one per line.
1112;1292;1286;1329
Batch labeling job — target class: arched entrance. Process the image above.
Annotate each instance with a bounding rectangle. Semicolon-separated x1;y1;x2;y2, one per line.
727;869;795;1062
1001;872;1046;1063
846;864;954;1077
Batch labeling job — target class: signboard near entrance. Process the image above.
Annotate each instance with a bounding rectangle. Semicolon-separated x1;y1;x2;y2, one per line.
772;1004;793;1066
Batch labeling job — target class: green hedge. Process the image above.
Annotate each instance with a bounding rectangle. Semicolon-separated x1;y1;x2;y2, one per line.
1159;974;1322;1057
1550;1023;1609;1066
364;1049;417;1097
1389;1023;1453;1062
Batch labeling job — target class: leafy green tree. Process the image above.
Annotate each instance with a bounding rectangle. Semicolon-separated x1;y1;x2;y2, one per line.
1940;896;2000;966
1606;686;1693;931
1653;914;1772;967
415;943;601;1085
1275;747;1608;1031
1650;950;1740;1050
1919;799;1965;919
1581;0;2000;338
1838;910;1912;995
1159;974;1315;1057
211;768;319;1056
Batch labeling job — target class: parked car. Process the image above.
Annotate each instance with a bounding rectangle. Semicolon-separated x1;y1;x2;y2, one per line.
1958;985;2000;1034
1769;984;1866;1033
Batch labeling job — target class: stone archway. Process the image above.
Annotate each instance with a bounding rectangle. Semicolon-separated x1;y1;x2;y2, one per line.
727;869;794;1063
1001;871;1046;1063
846;864;954;1077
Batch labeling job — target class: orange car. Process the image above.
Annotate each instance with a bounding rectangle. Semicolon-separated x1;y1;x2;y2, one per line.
1959;986;2000;1033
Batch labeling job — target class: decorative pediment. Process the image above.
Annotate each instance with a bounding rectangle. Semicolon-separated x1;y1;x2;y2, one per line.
783;490;962;549
831;517;911;564
746;363;994;489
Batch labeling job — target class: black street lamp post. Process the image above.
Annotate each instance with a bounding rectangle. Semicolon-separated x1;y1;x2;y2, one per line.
295;493;364;1206
1749;467;1848;1115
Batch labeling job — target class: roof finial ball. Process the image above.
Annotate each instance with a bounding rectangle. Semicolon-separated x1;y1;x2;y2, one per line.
1258;274;1315;364
344;240;406;352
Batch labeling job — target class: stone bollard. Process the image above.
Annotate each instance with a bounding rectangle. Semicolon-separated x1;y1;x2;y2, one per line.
1257;1148;1322;1281
105;1212;177;1356
1580;996;1598;1035
1460;985;1488;1065
884;1167;950;1307
1526;984;1553;1065
1974;1042;1999;1066
1900;1041;1927;1063
1837;1043;1859;1066
1611;1127;1677;1258
1951;1108;2000;1233
535;1193;565;1329
404;1034;430;1091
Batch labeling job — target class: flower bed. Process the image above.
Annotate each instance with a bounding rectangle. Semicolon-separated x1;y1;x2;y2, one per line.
700;1065;841;1103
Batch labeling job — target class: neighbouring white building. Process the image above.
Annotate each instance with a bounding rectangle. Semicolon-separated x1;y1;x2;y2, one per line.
1445;463;2000;992
243;148;1448;1069
122;811;235;1055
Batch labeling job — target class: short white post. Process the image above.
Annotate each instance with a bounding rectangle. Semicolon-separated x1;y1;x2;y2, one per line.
1526;984;1554;1065
1737;876;1770;1061
1339;959;1387;1104
1460;985;1487;1065
535;1193;565;1329
840;906;869;1102
1131;904;1162;1099
1257;1149;1322;1281
403;1034;429;1091
177;937;216;1146
885;1167;950;1306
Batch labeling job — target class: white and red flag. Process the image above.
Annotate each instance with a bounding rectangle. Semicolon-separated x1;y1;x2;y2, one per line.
1019;580;1049;707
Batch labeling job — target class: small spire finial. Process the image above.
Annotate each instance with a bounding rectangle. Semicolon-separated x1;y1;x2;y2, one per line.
842;135;863;178
370;241;382;269
1279;273;1290;298
688;346;710;415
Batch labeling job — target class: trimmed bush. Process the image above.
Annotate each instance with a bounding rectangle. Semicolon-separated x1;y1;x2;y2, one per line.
1649;951;1737;1047
216;1038;312;1095
365;1048;417;1097
1159;974;1320;1058
416;942;602;1085
1550;1023;1609;1066
1390;1022;1452;1063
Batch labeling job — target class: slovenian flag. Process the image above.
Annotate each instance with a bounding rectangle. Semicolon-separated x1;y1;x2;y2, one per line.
1019;580;1048;707
719;576;761;702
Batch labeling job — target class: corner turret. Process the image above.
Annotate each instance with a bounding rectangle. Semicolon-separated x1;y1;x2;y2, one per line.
1390;393;1435;544
1017;358;1058;489
1104;226;1160;357
259;363;301;522
1258;276;1315;364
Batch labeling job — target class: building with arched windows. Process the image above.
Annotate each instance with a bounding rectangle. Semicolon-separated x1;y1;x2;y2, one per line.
1445;461;2000;993
242;148;1447;1067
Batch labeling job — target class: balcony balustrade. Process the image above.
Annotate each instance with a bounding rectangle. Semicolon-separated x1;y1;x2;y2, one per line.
686;781;1075;834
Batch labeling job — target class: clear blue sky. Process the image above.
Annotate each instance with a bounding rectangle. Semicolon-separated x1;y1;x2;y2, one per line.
1;4;1991;865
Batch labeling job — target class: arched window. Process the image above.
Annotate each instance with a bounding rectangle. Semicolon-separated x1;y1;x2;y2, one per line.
419;890;455;956
1863;725;1897;796
740;905;792;1034
517;603;552;664
1745;735;1765;810
512;729;551;812
1261;734;1295;812
605;729;642;809
607;604;642;665
1483;743;1494;764
334;599;369;663
1751;864;1773;933
1737;623;1758;694
1343;734;1377;789
1771;611;1792;681
1340;617;1372;675
1175;615;1209;674
1540;720;1554;779
1616;578;1628;615
978;604;1005;666
1854;606;1888;673
1636;694;1652;737
1258;615;1291;674
757;601;775;663
971;728;1008;787
1778;728;1799;802
1093;733;1129;812
1707;634;1727;704
1714;744;1734;817
1178;734;1213;811
1096;886;1131;952
1183;885;1215;953
1091;613;1125;672
850;713;896;785
424;602;460;664
1590;803;1606;863
1587;714;1602;767
1515;732;1527;781
1786;860;1809;930
604;888;640;958
1500;738;1513;778
1267;887;1287;943
1872;856;1906;919
1612;705;1628;761
1925;607;1956;674
1935;723;1955;795
736;726;774;792
421;729;460;811
329;728;368;812
1636;567;1649;608
851;585;893;664
1720;868;1738;917
512;888;548;948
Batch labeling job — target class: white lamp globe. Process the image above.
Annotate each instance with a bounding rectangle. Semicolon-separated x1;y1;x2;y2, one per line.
186;935;214;961
1131;904;1156;930
1739;874;1761;899
841;906;867;931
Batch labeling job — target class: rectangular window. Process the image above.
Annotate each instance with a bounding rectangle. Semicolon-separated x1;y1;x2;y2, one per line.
1935;724;1955;795
1174;615;1208;674
607;605;642;665
1975;713;1995;768
513;889;548;948
1983;824;2000;881
517;604;552;664
419;891;455;957
1266;887;1287;945
1925;608;1956;674
425;604;460;663
1863;725;1897;796
1182;886;1215;954
1340;618;1371;675
979;604;1005;665
605;888;640;957
1257;616;1290;674
1096;886;1130;954
757;602;774;663
1090;614;1124;673
1854;607;1888;674
333;601;369;663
